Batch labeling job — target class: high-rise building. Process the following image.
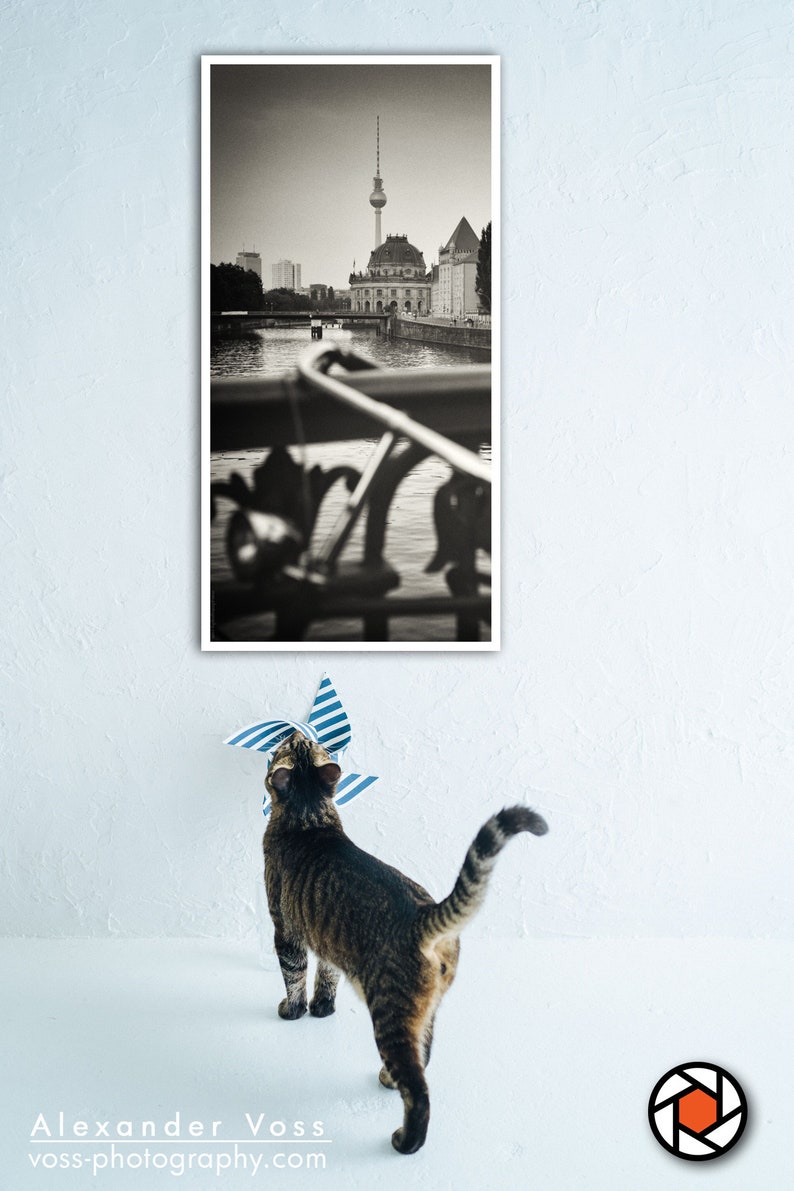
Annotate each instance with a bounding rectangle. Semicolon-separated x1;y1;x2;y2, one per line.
236;250;261;277
271;259;301;290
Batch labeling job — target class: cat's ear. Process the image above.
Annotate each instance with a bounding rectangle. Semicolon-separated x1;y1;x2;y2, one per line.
315;762;341;791
269;766;292;793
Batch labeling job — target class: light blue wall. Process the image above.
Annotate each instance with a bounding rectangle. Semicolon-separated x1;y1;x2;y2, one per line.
3;1;793;937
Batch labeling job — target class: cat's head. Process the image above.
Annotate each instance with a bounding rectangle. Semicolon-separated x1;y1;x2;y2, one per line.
265;731;341;819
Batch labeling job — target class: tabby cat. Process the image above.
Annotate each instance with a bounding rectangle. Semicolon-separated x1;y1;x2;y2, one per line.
263;731;548;1155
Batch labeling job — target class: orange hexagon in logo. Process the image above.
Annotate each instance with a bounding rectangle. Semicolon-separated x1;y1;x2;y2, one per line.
678;1088;718;1134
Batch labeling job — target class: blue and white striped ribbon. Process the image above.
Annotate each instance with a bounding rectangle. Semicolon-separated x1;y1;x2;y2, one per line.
224;717;322;754
306;673;353;754
224;675;378;815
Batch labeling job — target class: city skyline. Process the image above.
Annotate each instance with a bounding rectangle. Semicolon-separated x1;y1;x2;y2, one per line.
209;61;493;290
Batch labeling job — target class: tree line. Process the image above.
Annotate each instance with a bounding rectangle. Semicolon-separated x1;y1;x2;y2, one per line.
475;222;491;314
210;264;340;311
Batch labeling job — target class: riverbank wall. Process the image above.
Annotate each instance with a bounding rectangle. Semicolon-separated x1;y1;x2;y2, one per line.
389;316;491;353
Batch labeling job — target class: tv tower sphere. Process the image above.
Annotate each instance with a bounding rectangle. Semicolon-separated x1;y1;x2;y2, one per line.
369;182;387;210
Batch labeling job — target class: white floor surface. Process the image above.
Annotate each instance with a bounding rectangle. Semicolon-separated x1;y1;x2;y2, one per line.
2;938;791;1189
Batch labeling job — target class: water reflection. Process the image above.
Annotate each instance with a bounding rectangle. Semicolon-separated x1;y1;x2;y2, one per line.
211;324;489;376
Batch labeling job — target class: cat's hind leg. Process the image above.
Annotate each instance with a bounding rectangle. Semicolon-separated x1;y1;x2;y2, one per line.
421;1010;437;1068
309;960;339;1018
378;1005;435;1090
374;1023;430;1154
274;929;308;1020
380;1003;437;1088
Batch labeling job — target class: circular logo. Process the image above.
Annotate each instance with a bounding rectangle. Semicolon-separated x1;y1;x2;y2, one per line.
648;1062;748;1161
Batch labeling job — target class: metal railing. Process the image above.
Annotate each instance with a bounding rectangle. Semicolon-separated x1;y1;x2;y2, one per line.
210;343;492;643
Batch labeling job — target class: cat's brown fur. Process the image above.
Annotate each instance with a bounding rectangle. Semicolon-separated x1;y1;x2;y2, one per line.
262;731;548;1155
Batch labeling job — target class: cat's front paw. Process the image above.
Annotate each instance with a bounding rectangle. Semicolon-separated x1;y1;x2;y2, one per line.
278;997;307;1020
309;995;336;1018
379;1066;397;1089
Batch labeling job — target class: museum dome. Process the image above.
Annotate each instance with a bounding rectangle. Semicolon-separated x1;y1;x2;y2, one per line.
367;234;426;271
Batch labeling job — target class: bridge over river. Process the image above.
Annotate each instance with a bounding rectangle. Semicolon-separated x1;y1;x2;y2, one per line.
211;309;391;333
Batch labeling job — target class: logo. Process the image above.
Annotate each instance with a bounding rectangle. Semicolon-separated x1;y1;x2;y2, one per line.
648;1062;748;1161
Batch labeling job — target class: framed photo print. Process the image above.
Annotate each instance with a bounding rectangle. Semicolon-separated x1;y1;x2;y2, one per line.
202;55;499;650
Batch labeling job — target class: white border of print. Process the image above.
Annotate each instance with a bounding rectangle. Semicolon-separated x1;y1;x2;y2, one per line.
200;54;500;652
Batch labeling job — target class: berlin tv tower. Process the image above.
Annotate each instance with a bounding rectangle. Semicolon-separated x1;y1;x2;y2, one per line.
369;115;387;249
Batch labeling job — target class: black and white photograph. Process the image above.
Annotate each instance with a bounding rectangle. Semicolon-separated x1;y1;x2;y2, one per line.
202;56;498;649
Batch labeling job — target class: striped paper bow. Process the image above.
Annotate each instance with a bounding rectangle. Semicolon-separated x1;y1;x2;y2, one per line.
224;674;378;815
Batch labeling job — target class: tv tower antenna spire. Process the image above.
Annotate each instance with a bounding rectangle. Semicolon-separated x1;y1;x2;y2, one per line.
369;114;387;249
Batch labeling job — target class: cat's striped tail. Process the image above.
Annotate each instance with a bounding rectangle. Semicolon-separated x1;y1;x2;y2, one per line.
416;806;548;945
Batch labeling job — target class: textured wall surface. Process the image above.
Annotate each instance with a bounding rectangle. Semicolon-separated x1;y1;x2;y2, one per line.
3;1;793;939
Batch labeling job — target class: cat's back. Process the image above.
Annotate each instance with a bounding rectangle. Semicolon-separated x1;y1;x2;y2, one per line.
266;823;433;958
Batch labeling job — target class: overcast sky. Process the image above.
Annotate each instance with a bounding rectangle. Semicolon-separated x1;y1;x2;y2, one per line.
209;61;492;288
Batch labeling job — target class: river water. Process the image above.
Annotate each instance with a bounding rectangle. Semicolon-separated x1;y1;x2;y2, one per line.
210;325;491;643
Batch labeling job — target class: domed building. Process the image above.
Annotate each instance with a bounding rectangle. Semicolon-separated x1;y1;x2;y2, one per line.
349;118;431;315
350;234;431;314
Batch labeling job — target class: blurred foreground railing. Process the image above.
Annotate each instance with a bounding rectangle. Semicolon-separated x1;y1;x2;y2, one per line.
210;344;492;643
